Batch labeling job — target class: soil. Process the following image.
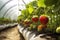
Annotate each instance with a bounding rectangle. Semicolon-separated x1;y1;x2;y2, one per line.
0;26;24;40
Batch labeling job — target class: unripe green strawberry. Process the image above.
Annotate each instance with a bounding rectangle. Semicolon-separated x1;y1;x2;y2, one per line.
56;27;60;33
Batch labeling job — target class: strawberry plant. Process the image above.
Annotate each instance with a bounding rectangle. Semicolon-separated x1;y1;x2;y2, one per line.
18;0;60;39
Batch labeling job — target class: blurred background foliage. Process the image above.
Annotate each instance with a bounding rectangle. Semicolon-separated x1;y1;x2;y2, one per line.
0;17;17;25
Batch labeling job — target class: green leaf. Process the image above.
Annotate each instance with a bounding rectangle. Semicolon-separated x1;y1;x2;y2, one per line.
28;5;34;14
21;9;30;19
37;0;46;7
21;10;26;16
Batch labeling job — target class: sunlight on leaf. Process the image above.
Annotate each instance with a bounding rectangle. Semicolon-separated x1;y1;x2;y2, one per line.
37;0;46;7
28;5;34;14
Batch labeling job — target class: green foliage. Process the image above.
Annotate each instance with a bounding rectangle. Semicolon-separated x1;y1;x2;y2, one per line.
26;1;37;8
0;18;17;24
44;0;58;6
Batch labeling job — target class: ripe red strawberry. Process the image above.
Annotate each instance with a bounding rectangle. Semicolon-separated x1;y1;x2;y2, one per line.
32;15;39;22
39;15;49;25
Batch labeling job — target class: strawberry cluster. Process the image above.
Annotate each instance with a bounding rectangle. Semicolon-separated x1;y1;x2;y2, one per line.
31;15;49;31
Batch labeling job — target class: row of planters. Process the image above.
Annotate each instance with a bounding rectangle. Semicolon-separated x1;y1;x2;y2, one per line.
17;0;60;39
0;18;17;25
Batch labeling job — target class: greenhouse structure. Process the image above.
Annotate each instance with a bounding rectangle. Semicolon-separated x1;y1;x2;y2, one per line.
0;0;60;40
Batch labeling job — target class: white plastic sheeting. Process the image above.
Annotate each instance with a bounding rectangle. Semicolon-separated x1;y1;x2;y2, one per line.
0;0;19;20
0;0;18;30
18;25;56;40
